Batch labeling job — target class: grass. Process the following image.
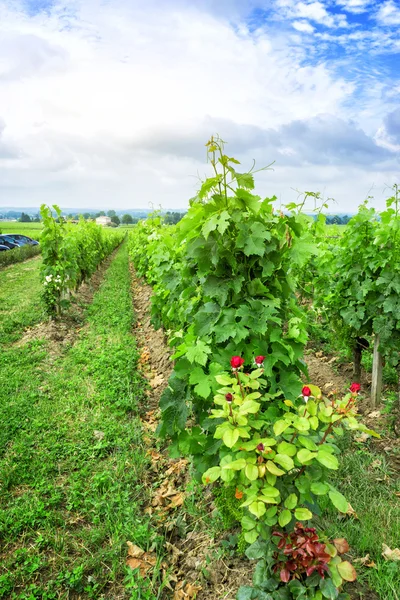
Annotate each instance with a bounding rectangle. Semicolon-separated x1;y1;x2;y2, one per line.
0;244;161;599
0;257;44;344
0;222;43;240
318;436;400;600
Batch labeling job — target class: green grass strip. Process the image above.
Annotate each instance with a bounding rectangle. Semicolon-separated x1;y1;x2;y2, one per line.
0;257;44;345
320;439;400;600
0;244;159;599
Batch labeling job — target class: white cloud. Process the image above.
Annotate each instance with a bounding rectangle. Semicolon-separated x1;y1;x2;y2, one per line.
276;0;348;28
376;0;400;25
336;0;371;13
292;19;315;32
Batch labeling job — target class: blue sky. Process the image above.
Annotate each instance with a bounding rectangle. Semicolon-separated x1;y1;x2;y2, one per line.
0;0;399;210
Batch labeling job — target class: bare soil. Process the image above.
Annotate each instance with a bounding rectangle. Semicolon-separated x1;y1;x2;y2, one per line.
130;267;253;600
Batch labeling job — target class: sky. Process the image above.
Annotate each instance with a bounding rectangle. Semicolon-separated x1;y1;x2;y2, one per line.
0;0;399;212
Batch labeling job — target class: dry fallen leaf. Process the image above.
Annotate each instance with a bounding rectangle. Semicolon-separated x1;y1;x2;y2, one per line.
165;541;183;565
368;410;381;419
354;432;370;443
333;538;349;554
167;492;185;509
382;544;400;561
370;459;382;469
338;502;358;520
127;542;145;558
174;582;202;599
126;542;157;575
150;374;164;389
165;459;188;476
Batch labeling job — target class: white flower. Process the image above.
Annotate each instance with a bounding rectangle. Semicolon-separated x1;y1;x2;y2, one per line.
45;275;52;282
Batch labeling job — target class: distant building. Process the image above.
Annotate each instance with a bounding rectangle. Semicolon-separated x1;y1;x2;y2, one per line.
96;216;112;226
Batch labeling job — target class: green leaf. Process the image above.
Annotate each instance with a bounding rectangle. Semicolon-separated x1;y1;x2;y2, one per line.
317;449;339;470
202;466;221;484
193;302;221;336
222;428;240;448
298;436;318;451
189;366;211;399
237;586;255;600
274;454;295;471
310;481;330;495
279;509;292;527
241;515;256;530
337;561;357;582
274;420;290;436
239;400;261;414
236;221;271;257
294;507;312;521
244;530;258;544
266;461;285;476
245;540;268;559
329;489;349;513
284;493;298;510
297;448;317;464
186;340;211;366
245;463;259;481
277;441;297;457
215;374;235;385
222;459;246;470
249;501;266;517
293;416;310;432
320;578;339;599
236;172;255;190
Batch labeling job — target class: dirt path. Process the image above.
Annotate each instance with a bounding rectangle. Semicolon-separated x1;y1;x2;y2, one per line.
129;267;253;600
14;246;121;356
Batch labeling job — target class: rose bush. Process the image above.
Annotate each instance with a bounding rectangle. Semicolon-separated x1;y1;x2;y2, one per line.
202;356;378;599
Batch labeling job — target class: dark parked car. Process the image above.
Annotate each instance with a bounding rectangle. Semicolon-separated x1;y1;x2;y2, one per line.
0;234;39;247
0;235;19;250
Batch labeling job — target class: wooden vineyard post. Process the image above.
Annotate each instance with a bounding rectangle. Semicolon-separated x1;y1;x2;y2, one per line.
371;334;383;408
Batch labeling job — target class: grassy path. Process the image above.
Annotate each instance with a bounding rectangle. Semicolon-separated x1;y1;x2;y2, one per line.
0;244;157;599
0;257;44;345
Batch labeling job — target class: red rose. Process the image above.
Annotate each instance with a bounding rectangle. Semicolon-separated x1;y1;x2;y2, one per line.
256;443;265;452
350;382;361;394
302;386;312;397
230;356;245;369
225;393;233;402
255;355;265;365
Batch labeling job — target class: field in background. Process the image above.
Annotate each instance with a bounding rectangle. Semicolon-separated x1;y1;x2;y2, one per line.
0;221;43;240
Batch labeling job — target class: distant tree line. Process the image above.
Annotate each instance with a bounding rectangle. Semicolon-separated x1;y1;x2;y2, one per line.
324;215;352;225
1;209;186;227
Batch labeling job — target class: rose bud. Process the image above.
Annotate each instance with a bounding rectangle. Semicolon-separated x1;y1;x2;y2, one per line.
256;443;265;452
350;382;361;394
302;386;312;397
230;356;245;369
255;355;265;366
225;393;233;402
